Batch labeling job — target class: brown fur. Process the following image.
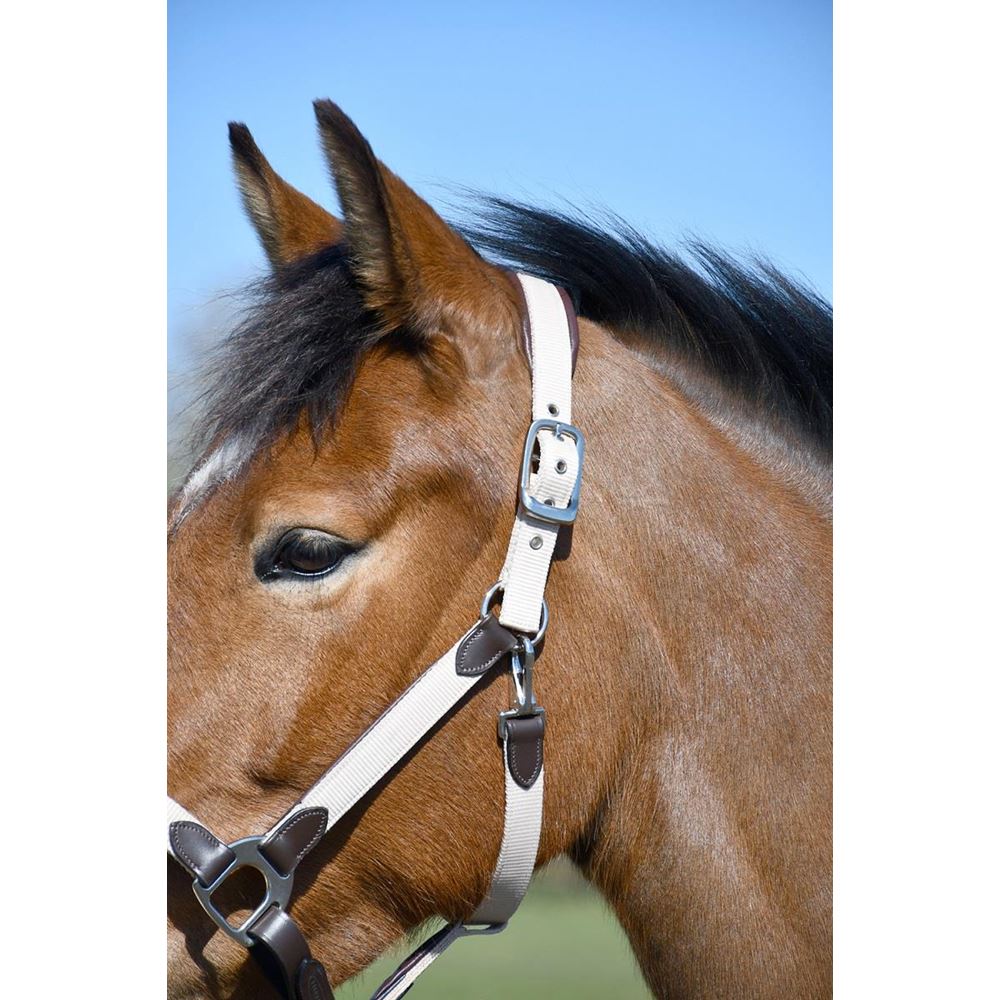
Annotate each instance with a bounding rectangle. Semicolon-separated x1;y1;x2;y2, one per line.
168;104;831;999
230;122;343;267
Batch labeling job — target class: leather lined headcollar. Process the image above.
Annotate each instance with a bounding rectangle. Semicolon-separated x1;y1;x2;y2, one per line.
168;273;584;999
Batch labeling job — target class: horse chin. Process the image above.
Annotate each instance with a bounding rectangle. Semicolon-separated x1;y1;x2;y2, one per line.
167;892;406;999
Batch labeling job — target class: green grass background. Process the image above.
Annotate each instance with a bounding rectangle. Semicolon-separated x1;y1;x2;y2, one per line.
339;860;651;999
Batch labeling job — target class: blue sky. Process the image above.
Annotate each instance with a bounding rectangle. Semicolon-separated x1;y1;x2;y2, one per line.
169;1;830;370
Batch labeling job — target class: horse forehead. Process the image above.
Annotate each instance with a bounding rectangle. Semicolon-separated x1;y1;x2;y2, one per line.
168;352;481;539
169;416;412;539
170;435;253;532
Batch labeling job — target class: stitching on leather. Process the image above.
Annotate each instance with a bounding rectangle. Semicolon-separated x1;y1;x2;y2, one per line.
170;822;225;878
507;729;543;787
271;808;327;864
457;620;515;676
456;622;487;674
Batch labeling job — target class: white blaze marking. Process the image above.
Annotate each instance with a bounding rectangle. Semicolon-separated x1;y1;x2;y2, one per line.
171;436;250;529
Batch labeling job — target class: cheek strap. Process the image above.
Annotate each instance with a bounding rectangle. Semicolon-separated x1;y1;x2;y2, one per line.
167;272;583;998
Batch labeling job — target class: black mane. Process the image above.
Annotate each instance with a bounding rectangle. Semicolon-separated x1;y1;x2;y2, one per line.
462;199;832;453
195;242;381;451
197;201;831;457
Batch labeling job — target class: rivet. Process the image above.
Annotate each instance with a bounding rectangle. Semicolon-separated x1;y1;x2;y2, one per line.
548;403;559;416
556;459;567;474
529;535;543;550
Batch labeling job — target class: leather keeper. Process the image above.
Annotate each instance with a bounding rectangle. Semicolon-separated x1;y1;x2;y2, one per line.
169;821;236;887
455;615;520;677
259;807;329;877
502;713;545;790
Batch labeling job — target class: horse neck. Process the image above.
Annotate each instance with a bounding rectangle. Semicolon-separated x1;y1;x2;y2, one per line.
544;318;832;997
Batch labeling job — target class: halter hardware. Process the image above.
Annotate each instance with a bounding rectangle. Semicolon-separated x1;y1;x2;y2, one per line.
191;836;294;947
499;637;544;739
480;582;549;642
168;273;580;1000
519;418;585;525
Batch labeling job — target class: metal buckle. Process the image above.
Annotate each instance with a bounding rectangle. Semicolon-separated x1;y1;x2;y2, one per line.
498;636;545;739
191;836;294;947
518;418;585;526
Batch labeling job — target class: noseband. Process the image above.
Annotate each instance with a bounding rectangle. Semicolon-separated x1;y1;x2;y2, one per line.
167;273;585;999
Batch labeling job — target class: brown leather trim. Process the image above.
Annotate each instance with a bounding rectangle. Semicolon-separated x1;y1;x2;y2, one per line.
168;821;235;887
503;270;580;374
503;269;533;365
553;522;574;561
259;807;329;877
502;713;545;789
455;615;520;677
298;959;335;1000
556;284;580;374
249;906;334;1000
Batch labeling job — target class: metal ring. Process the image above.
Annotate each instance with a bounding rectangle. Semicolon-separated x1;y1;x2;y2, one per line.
480;581;505;619
191;836;294;947
531;600;549;643
479;582;548;642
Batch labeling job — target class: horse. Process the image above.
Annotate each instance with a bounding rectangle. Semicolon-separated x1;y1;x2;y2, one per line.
168;100;832;999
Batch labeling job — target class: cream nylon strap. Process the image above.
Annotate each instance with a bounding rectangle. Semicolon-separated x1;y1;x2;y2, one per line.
166;272;580;998
272;638;480;835
472;272;576;917
167;797;201;829
371;273;576;997
166;639;480;866
470;753;544;922
498;273;579;635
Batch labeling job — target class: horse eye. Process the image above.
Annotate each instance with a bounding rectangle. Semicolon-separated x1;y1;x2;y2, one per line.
257;529;353;582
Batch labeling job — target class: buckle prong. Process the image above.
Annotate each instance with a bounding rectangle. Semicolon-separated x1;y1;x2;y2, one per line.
519;419;585;526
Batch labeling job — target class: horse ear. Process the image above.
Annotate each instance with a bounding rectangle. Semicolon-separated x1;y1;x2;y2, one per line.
312;100;517;360
228;122;343;269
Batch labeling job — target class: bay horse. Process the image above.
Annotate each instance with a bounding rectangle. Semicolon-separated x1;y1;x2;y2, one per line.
168;100;832;999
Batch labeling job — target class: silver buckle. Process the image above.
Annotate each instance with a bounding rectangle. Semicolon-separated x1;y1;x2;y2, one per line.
191;836;294;947
518;419;585;526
